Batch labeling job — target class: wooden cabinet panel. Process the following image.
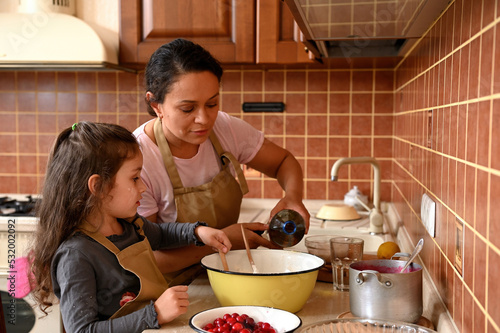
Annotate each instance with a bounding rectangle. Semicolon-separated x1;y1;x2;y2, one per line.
142;1;231;38
256;0;314;64
120;0;256;66
119;0;313;66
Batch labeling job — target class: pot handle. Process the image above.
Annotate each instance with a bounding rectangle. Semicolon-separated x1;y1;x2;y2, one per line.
391;252;410;260
355;270;394;288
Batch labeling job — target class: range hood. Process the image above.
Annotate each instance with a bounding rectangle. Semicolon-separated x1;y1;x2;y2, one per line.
283;0;451;59
0;1;131;71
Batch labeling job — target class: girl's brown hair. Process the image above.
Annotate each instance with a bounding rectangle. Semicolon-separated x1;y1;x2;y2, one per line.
29;121;140;313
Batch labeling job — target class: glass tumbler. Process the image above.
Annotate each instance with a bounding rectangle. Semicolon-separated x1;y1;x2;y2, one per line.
330;237;364;291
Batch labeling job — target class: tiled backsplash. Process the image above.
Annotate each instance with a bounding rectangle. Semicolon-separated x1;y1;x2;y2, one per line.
0;68;394;202
0;0;499;331
394;0;500;332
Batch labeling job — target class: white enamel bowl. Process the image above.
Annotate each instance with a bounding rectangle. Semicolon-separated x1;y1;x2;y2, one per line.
189;305;302;333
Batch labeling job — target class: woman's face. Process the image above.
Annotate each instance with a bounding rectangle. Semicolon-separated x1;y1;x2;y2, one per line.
153;71;220;147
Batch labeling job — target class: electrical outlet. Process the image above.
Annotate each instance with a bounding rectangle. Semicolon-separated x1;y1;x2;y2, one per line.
421;193;436;237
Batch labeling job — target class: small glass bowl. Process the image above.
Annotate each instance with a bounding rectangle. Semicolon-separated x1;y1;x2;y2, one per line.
304;235;340;264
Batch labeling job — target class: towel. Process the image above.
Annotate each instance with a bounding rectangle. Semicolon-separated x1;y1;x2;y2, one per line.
10;256;35;298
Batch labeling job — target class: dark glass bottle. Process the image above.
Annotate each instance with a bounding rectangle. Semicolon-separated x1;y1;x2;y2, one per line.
268;209;306;247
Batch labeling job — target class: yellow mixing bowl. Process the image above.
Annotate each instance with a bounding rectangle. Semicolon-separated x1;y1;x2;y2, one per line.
201;249;324;313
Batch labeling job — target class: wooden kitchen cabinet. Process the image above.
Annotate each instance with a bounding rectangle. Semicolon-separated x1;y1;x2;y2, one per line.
119;0;313;66
119;0;255;66
256;0;314;64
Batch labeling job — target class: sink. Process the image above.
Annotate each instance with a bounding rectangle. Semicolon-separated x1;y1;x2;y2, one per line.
238;198;392;254
287;214;392;254
289;227;386;254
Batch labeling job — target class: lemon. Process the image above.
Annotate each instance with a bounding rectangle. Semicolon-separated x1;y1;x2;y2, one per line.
377;241;401;259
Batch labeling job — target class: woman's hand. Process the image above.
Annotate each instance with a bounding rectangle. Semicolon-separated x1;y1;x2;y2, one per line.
269;197;310;233
246;139;309;232
154;285;189;324
222;223;281;249
195;226;232;253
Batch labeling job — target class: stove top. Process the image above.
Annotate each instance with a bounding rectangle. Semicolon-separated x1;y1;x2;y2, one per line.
0;195;39;217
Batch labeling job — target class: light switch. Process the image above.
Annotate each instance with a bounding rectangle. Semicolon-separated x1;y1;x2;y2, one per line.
421;193;436;237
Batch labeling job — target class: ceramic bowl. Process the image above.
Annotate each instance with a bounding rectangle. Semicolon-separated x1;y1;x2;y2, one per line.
304;234;340;263
200;249;324;313
189;305;302;333
315;203;360;221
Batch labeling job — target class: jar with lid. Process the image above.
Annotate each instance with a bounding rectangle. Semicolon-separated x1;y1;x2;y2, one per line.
344;186;368;210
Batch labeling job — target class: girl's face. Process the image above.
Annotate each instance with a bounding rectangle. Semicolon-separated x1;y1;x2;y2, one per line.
152;71;220;148
103;151;147;220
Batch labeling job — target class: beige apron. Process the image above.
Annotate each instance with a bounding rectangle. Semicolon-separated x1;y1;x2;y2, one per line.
153;118;248;228
80;218;169;319
153;118;248;285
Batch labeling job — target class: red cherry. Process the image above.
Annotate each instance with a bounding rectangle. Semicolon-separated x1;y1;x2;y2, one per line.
215;318;225;325
204;323;215;330
232;322;244;331
226;317;237;325
245;318;255;327
207;314;275;333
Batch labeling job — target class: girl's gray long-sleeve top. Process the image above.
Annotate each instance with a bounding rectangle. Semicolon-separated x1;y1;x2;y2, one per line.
51;215;204;333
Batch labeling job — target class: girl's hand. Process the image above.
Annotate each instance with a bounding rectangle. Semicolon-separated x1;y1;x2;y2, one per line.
222;223;281;249
154;285;189;325
195;226;232;253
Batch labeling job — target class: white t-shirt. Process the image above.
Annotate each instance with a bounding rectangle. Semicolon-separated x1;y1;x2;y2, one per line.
133;111;265;223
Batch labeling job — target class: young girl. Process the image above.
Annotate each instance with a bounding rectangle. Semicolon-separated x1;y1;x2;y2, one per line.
29;121;231;333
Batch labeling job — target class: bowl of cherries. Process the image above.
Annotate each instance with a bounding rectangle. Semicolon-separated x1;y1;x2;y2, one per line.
189;305;302;333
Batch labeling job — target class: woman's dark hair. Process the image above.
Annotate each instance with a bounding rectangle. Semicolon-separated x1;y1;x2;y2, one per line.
29;121;140;314
144;38;223;116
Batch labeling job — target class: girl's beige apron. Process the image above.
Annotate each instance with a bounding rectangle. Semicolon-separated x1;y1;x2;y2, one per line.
153;118;248;284
81;219;168;319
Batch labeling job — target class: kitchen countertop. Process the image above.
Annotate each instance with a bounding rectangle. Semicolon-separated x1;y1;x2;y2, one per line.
1;196;455;332
147;198;456;332
144;273;350;333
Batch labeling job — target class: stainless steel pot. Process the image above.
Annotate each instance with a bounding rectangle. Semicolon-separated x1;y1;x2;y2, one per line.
349;258;423;323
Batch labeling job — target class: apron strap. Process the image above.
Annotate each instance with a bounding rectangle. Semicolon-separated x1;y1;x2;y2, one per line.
79;217;146;255
208;131;249;195
154;118;184;190
224;152;249;195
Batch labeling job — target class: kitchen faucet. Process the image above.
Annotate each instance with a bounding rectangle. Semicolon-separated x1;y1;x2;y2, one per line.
330;157;384;234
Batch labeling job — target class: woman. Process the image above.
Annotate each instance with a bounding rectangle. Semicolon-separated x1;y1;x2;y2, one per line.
133;38;309;284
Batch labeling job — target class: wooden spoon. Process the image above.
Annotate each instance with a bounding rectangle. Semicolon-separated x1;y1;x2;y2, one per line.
218;250;229;271
241;224;258;273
